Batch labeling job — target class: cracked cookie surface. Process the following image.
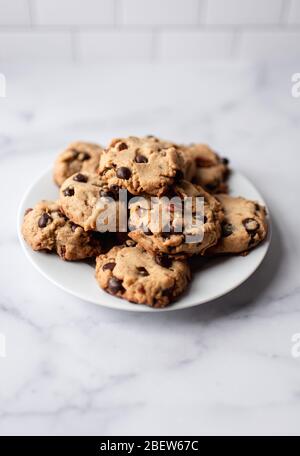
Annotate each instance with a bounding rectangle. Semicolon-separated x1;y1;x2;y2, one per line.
99;136;185;196
59;172;127;232
183;143;229;193
128;180;223;257
95;244;191;308
53;141;103;187
207;194;268;254
22;200;102;260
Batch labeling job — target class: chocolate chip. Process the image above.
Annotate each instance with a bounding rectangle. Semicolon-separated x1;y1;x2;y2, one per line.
100;190;114;199
73;173;88;183
108;277;124;294
125;239;136;247
222;222;233;237
100;185;120;200
135;154;148;163
162;285;175;297
38;213;52;228
25;208;33;216
138;284;146;294
70;223;79;232
243;218;259;233
248;236;257;247
118;142;128;151
155;254;172;268
222;157;229;165
136;266;149;276
174;170;184;182
63;187;74;197
109;184;120;193
79;152;90;161
116;167;131;180
103;262;116;271
206;181;219;191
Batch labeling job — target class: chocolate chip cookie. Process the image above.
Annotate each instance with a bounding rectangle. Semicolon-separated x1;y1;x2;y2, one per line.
128;180;223;257
99;136;185;196
53;141;103;187
60;172;127;232
184;143;229;193
95;244;191;308
22;201;102;260
207;194;268;254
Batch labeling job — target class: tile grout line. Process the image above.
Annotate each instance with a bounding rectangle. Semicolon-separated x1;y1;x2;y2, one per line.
27;0;35;27
151;27;160;62
230;27;241;60
1;24;300;33
280;0;292;24
199;0;208;25
71;28;79;63
114;0;122;26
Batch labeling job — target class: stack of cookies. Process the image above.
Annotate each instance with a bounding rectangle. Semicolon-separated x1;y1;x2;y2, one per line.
22;136;268;308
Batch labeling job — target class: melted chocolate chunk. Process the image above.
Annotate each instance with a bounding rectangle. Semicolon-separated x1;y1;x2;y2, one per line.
73;173;88;183
155;254;172;268
135;154;148;163
63;187;74;197
103;262;116;271
243;218;259;233
136;266;149;276
38;213;52;228
222;222;233;237
118;142;128;151
174;170;184;182
116;167;131;180
79;152;90;161
108;277;124;294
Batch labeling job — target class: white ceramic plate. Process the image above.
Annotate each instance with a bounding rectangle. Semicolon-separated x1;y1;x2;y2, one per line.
18;168;271;312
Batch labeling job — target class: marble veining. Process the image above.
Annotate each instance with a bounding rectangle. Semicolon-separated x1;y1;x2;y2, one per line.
0;62;299;436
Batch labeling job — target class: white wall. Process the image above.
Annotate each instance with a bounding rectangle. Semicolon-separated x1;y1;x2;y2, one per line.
0;0;299;62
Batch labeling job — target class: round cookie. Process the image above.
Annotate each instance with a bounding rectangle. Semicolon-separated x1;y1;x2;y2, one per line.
22;200;102;260
60;172;127;232
99;136;185;196
128;180;223;258
95;244;191;308
207;194;268;255
53;141;103;187
183;143;229;193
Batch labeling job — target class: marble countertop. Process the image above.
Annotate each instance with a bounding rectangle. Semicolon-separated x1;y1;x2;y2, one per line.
0;61;300;436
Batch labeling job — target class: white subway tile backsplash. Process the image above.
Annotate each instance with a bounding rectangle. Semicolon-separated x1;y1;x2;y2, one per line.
160;31;234;60
205;0;283;25
0;0;30;25
78;31;153;60
0;31;73;61
239;31;300;60
33;0;114;25
288;0;300;24
0;0;299;62
121;0;200;25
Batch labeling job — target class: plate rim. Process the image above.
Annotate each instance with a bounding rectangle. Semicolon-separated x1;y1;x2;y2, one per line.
17;167;272;313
